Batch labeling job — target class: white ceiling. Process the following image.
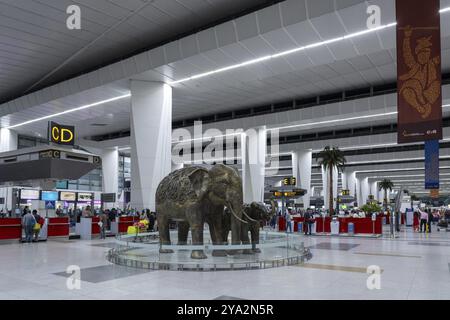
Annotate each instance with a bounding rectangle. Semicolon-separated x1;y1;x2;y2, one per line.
2;0;450;142
0;0;272;103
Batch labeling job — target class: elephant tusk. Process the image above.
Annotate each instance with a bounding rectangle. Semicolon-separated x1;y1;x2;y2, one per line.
242;210;257;223
227;202;248;224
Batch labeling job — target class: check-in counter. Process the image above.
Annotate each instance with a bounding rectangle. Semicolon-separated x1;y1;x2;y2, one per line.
278;216;382;235
79;217;100;240
111;216;136;235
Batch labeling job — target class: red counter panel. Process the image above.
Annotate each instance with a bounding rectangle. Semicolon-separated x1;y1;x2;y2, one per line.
0;218;22;240
48;217;69;238
118;216;135;233
91;217;100;235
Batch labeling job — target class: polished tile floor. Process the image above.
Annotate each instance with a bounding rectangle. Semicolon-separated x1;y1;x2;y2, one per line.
0;225;449;300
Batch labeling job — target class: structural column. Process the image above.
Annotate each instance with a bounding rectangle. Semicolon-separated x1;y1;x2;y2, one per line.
241;126;266;203
292;150;312;209
370;181;378;202
342;170;357;197
130;81;172;211
0;128;18;153
102;147;119;209
357;177;370;207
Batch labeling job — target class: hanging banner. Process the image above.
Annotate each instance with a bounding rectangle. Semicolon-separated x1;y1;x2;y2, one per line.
424;139;439;189
396;0;442;143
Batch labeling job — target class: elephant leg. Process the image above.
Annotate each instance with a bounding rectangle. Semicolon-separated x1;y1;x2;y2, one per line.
210;220;227;257
158;215;173;254
241;225;253;255
251;226;261;253
177;221;189;246
187;207;207;259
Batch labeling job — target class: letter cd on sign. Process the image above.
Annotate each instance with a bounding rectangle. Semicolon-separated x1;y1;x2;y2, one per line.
49;121;75;146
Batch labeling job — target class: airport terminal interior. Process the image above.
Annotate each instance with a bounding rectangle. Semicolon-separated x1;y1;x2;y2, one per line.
0;0;449;301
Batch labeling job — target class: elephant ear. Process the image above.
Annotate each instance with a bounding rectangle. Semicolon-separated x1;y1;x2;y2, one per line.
188;168;210;199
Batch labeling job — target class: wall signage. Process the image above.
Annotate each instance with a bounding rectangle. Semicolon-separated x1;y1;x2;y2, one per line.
396;0;442;143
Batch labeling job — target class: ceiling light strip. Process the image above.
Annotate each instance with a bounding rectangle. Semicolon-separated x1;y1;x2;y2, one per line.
168;22;397;85
5;93;131;129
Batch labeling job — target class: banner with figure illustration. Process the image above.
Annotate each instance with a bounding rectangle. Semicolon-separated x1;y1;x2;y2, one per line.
396;0;442;143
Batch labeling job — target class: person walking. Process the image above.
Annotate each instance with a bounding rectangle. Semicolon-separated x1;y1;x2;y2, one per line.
419;208;428;233
22;210;36;243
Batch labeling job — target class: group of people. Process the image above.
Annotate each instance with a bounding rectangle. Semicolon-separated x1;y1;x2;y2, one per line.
418;208;435;233
21;207;44;243
283;208;315;235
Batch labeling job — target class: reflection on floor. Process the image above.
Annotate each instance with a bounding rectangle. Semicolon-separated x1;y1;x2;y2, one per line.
0;225;448;300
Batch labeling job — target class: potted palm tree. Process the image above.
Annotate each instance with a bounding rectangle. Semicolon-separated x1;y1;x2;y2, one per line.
378;179;394;210
317;146;346;215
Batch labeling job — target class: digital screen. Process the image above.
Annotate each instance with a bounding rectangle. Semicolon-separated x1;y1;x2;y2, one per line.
20;189;40;200
56;180;68;189
41;191;58;201
77;192;93;202
60;192;76;201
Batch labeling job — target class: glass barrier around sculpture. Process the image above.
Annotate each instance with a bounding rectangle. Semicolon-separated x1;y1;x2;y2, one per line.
107;226;311;271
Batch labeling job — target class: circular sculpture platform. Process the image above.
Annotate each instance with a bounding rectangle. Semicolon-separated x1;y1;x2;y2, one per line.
107;230;312;271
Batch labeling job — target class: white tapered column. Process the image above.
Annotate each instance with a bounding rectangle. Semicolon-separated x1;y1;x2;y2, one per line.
0;128;18;153
342;170;357;197
357;177;370;207
102;147;119;208
130;81;172;211
241;126;266;203
292;150;312;209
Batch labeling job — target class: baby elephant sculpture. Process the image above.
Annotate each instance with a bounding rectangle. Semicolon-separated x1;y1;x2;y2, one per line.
222;202;272;253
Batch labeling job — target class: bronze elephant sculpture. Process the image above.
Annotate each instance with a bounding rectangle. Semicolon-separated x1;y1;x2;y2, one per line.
155;164;247;259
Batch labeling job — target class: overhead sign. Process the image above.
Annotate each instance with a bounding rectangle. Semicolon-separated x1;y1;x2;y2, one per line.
425;139;439;189
20;189;40;200
60;192;76;202
396;0;442;143
77;192;93;202
283;177;296;186
271;188;306;198
39;150;60;159
341;189;350;196
101;193;116;203
49;121;75;145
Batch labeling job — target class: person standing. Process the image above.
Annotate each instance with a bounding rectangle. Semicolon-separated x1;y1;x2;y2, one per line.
304;209;313;235
419;208;428;233
285;210;292;233
427;209;433;233
82;205;93;218
32;210;43;242
98;211;107;239
22;210;36;243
